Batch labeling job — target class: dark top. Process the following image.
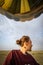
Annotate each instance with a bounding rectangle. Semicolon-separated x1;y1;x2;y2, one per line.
3;50;39;65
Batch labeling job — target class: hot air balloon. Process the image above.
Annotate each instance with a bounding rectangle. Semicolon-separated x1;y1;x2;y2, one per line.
0;0;43;21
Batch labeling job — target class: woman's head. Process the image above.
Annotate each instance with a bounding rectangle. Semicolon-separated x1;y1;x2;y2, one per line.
16;36;32;51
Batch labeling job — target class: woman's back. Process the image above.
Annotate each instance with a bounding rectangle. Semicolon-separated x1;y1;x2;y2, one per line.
3;50;39;65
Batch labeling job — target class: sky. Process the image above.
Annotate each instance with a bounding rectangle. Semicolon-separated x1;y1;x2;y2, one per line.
0;14;43;50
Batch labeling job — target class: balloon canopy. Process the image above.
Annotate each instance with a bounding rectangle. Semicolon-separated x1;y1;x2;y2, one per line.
0;0;43;21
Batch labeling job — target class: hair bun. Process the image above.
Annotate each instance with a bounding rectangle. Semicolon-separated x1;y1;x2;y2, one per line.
16;40;19;44
16;40;21;45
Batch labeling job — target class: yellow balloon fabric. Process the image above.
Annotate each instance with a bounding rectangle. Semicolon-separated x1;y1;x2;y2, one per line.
1;0;30;14
2;0;13;10
0;0;4;6
20;0;30;14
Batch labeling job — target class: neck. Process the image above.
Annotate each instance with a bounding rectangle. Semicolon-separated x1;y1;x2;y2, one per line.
20;47;27;55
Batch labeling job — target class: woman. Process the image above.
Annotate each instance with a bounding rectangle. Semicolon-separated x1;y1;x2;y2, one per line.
3;36;39;65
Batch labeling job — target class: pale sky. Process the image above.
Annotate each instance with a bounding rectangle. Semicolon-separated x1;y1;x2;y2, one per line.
0;14;43;50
